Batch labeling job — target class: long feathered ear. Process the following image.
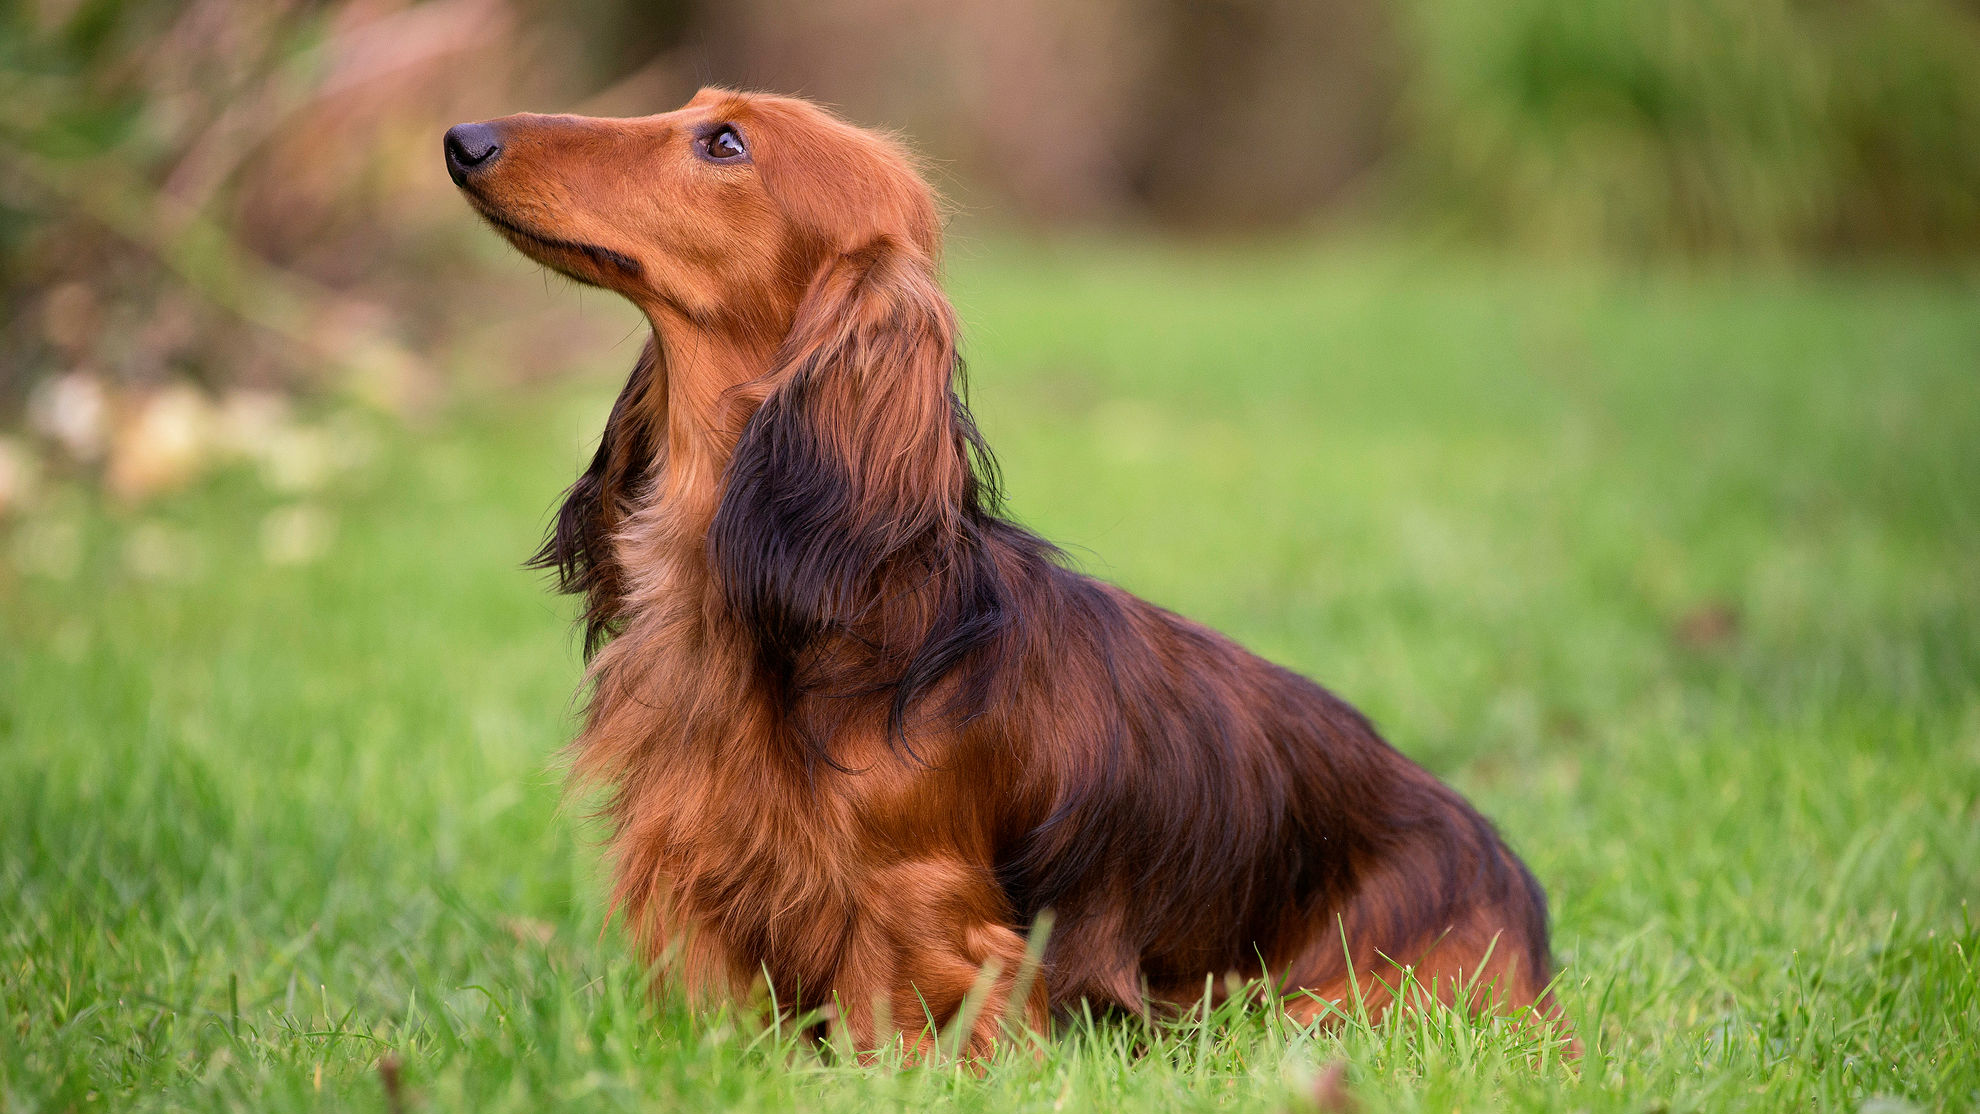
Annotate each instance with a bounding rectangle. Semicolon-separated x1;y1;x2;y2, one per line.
530;337;665;657
708;238;1015;751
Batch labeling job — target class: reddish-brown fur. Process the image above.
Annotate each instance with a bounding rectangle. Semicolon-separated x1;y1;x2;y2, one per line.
446;88;1565;1057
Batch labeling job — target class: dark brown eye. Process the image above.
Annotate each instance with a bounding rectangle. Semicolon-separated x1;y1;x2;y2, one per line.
702;125;747;161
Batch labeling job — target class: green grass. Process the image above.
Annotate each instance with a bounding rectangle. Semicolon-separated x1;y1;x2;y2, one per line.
5;239;1978;1111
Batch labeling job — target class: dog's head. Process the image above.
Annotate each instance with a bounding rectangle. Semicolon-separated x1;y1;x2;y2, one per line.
444;87;941;333
451;91;1019;745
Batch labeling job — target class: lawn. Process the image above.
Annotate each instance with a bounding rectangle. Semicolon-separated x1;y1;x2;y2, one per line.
4;239;1977;1111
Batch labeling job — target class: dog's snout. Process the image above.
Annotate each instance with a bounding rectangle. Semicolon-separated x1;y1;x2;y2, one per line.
444;122;502;183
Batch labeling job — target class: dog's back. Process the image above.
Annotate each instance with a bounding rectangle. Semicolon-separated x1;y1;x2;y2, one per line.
981;560;1555;1017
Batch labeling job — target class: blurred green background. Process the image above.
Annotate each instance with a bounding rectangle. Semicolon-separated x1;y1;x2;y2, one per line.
3;2;1978;1111
5;0;1980;462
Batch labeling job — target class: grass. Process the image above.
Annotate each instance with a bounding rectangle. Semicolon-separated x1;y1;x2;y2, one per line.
4;238;1978;1111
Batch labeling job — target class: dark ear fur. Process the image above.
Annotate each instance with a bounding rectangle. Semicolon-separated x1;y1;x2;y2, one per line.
530;338;664;657
708;239;1045;756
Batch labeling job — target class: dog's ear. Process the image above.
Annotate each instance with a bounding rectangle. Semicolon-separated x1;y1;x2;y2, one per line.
709;238;1008;743
531;337;665;657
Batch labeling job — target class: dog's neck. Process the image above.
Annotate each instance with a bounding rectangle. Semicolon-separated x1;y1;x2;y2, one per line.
647;310;781;508
598;310;785;625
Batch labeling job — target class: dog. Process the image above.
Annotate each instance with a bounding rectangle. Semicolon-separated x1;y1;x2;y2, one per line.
445;88;1562;1058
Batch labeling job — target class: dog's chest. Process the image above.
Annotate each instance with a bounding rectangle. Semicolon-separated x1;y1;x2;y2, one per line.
635;712;856;956
593;577;867;974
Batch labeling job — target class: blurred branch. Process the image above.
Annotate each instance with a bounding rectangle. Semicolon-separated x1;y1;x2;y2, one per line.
159;0;510;228
5;146;418;381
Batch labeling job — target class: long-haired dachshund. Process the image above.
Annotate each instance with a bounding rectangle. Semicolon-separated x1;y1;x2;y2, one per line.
445;88;1562;1057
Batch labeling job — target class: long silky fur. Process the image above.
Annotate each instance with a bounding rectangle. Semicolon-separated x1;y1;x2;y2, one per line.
530;338;664;657
706;242;1054;763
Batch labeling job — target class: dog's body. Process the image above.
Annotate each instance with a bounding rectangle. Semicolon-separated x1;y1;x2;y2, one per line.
445;89;1559;1056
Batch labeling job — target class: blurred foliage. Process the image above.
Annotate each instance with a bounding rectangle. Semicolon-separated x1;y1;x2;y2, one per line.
0;0;635;506
1;0;1977;508
0;0;512;408
1401;0;1980;257
672;0;1980;253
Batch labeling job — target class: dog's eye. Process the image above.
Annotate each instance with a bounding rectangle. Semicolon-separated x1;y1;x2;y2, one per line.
702;125;747;161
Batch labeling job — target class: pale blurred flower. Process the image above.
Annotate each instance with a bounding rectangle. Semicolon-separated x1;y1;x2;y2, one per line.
312;299;438;419
342;338;439;419
214;392;379;494
323;411;381;476
261;504;336;566
0;437;39;516
108;384;215;501
258;425;337;493
123;521;203;581
11;518;81;579
215;389;294;459
27;372;110;462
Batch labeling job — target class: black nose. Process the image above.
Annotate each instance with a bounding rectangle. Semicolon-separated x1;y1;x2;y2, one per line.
444;122;502;183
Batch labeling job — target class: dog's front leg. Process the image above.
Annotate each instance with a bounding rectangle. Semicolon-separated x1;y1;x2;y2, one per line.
826;856;1045;1063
